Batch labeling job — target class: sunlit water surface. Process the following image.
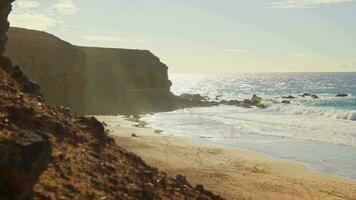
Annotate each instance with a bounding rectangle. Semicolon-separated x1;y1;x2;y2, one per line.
142;73;356;179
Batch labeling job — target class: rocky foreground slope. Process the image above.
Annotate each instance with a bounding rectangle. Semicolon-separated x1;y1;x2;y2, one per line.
0;1;223;199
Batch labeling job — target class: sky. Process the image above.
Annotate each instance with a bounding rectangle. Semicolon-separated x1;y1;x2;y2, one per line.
9;0;356;73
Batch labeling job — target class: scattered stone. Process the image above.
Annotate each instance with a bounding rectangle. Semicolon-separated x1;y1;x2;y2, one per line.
281;100;291;104
134;121;148;128
131;133;138;137
87;150;100;159
174;174;192;187
154;130;163;134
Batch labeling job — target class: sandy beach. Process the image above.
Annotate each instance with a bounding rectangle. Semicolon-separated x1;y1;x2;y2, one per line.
97;115;356;200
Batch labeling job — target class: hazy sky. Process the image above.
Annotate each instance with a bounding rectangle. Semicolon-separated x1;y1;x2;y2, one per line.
9;0;356;73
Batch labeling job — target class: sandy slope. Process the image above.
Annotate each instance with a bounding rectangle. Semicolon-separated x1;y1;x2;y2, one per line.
97;115;356;200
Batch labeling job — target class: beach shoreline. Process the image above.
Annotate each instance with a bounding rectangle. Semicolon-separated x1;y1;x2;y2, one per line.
97;115;356;200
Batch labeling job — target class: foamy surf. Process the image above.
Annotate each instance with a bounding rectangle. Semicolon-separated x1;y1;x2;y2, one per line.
143;72;356;179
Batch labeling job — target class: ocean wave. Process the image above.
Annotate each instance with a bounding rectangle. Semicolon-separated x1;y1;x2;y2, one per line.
265;104;356;121
143;105;356;147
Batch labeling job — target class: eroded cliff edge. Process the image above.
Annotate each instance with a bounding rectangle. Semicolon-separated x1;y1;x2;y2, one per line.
79;46;175;114
5;27;178;115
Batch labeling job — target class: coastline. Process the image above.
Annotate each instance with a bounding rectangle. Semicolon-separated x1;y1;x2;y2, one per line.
97;115;356;200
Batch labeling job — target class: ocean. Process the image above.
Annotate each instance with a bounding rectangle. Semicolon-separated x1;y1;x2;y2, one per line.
142;72;356;180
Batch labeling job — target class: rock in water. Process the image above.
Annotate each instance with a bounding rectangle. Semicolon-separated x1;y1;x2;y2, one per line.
336;93;348;97
282;95;296;99
301;93;311;97
281;100;291;104
301;93;319;99
251;94;262;105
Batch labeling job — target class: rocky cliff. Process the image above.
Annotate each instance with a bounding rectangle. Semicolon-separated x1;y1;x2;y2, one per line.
5;28;177;115
79;46;175;114
5;27;86;114
0;1;223;199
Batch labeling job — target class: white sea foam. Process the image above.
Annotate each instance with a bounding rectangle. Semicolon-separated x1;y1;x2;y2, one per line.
265;104;356;121
143;105;356;147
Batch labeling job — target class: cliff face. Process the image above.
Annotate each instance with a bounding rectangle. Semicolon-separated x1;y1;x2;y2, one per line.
5;27;86;114
5;28;177;115
79;46;175;115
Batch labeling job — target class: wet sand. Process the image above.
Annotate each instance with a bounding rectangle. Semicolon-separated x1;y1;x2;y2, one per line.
97;115;356;200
